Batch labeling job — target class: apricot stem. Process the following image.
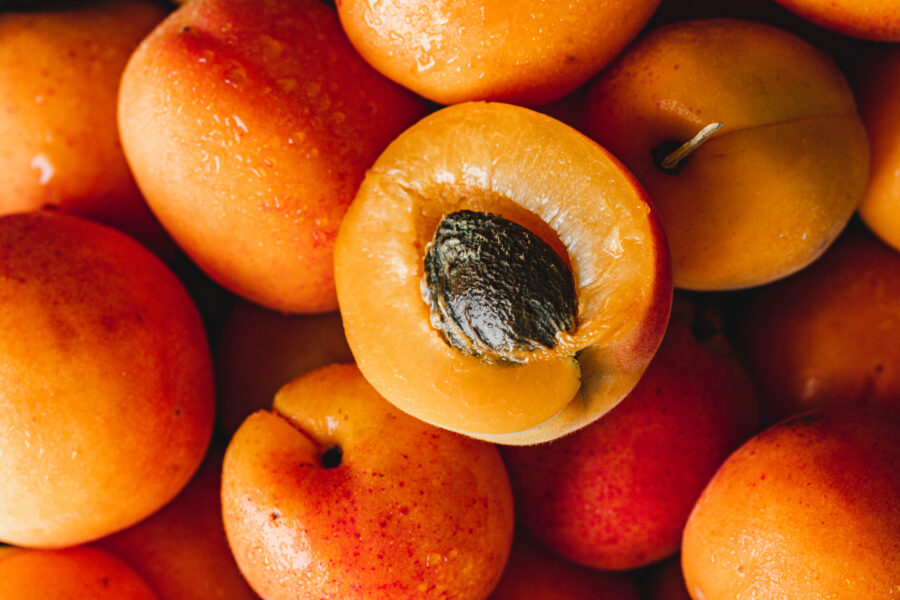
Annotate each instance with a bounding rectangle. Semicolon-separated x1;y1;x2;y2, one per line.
658;122;723;173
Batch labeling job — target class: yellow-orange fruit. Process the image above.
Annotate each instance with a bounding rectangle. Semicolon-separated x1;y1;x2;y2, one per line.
0;0;170;252
772;0;900;40
856;46;900;251
0;212;213;548
119;0;427;313
337;0;661;106
738;228;900;424
682;407;900;600
99;448;257;600
583;19;869;290
222;364;514;599
335;102;671;444
0;547;159;600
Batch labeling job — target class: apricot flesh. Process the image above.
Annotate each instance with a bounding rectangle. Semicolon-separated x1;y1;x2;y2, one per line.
222;363;514;600
0;0;169;251
682;407;900;599
582;18;869;290
0;212;213;548
119;0;426;313
335;102;671;444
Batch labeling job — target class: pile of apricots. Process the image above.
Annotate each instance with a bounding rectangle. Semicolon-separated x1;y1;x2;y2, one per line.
0;0;898;598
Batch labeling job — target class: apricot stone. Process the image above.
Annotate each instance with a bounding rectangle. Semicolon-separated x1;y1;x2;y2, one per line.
0;212;213;548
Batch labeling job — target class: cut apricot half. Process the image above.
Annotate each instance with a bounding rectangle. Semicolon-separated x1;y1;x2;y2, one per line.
334;102;672;444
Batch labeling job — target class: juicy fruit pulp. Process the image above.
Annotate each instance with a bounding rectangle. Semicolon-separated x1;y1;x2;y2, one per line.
334;101;671;444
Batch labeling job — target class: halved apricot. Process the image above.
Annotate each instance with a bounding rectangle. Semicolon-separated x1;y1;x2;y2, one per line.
334;102;671;444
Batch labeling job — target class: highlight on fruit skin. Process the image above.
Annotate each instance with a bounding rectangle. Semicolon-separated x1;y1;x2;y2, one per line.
334;101;672;445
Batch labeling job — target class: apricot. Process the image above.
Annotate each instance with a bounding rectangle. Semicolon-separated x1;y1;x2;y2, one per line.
216;300;353;436
334;102;671;444
487;533;641;600
856;46;900;251
737;227;900;424
582;18;870;290
501;297;758;570
0;0;170;253
0;547;159;599
99;448;257;600
0;212;213;548
771;0;900;40
682;407;900;599
336;0;660;106
119;0;426;313
222;363;514;600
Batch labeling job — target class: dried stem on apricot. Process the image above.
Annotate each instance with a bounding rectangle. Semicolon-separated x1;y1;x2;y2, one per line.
652;122;723;175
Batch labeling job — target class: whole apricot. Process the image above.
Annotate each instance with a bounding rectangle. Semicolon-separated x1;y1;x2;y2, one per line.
119;0;426;313
0;0;170;252
682;407;900;599
501;297;757;570
855;46;900;251
335;101;671;444
772;0;900;40
0;212;213;548
222;364;514;600
0;547;159;599
99;448;258;600
336;0;660;106
737;227;900;424
582;18;869;290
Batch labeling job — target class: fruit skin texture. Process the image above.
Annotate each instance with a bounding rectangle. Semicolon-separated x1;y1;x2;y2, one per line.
216;301;354;436
99;448;258;600
487;533;641;600
0;547;159;599
501;300;757;570
682;406;900;600
336;0;661;106
856;46;900;251
222;363;514;600
738;228;900;424
119;0;426;313
582;18;869;291
335;101;671;444
772;0;900;41
0;212;214;548
0;0;169;253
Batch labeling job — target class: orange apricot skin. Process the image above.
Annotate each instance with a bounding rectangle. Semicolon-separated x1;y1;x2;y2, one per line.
216;301;353;436
682;407;900;600
856;47;900;251
737;228;900;424
119;0;426;313
582;18;870;291
0;0;170;253
222;364;514;600
99;448;258;600
335;101;671;444
772;0;900;40
0;547;159;599
0;212;213;548
336;0;661;106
